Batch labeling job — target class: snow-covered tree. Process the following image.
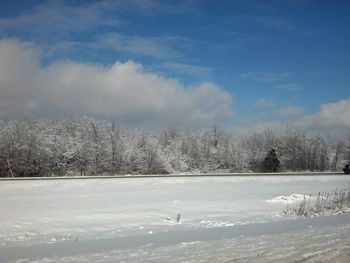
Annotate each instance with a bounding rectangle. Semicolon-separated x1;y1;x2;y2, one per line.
0;118;342;177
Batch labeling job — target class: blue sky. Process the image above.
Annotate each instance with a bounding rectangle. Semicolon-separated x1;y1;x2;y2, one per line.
0;0;349;135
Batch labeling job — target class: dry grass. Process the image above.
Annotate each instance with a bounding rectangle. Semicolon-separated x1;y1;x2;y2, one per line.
283;187;350;217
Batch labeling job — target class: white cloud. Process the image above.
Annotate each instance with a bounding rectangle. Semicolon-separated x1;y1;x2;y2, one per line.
296;98;350;130
276;83;301;92
96;33;191;60
240;71;292;82
46;33;196;61
276;106;304;117
221;15;298;32
254;16;297;31
159;62;212;77
0;1;120;36
228;98;350;138
225;120;288;139
0;0;196;37
0;39;233;127
254;98;275;108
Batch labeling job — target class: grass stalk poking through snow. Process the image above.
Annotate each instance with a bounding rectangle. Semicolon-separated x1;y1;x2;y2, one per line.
283;187;350;217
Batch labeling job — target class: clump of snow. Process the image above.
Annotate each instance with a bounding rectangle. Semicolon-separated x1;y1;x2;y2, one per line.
265;194;305;204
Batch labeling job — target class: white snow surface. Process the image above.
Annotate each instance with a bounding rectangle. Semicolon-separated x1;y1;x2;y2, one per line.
1;175;350;262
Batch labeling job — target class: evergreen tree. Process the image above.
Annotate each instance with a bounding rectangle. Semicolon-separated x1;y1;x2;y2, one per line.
263;146;281;172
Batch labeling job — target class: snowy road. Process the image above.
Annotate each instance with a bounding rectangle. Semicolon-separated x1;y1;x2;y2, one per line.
1;175;350;262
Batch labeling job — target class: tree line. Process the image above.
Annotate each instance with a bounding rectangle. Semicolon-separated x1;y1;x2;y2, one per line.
0;118;349;177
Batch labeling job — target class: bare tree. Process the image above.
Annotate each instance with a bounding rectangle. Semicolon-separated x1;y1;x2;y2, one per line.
211;125;222;148
331;140;343;171
109;121;124;173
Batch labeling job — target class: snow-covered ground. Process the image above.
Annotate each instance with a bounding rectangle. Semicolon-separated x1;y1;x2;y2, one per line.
1;175;350;262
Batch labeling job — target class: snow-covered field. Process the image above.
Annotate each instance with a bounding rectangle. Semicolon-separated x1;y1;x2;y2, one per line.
1;175;350;262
